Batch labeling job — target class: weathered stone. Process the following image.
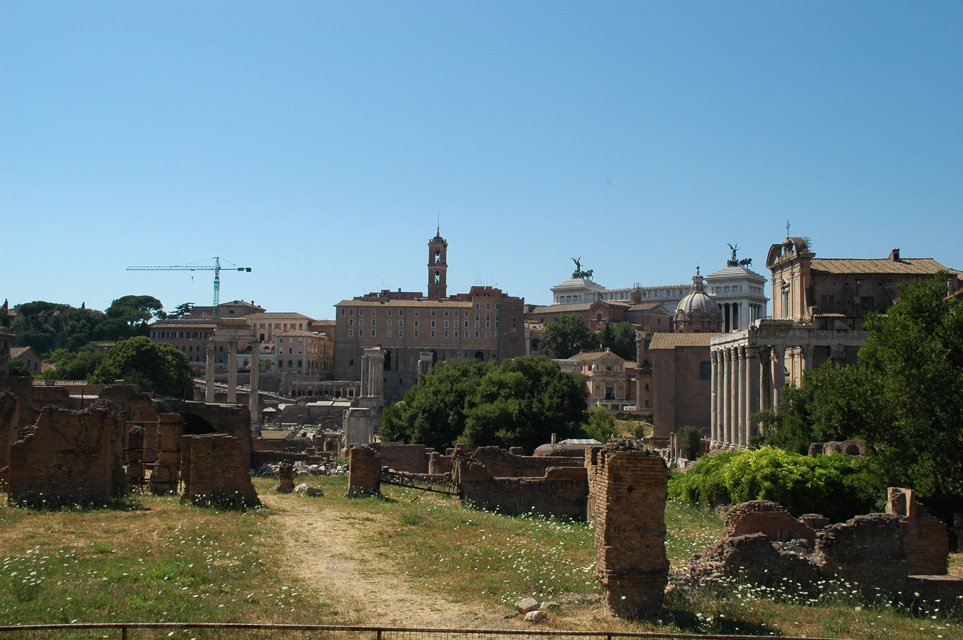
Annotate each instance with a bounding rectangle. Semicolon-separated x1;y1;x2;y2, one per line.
538;601;559;611
7;406;126;507
295;483;324;497
524;610;547;623
687;533;821;591
515;597;539;613
274;461;295;493
724;500;815;546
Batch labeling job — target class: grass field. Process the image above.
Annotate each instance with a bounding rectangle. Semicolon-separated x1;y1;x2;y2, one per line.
2;475;962;639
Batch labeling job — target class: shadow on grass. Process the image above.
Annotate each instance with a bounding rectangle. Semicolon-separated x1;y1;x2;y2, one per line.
661;607;775;636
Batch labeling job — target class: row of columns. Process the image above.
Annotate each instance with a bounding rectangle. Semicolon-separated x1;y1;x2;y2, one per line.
205;338;261;436
710;344;789;448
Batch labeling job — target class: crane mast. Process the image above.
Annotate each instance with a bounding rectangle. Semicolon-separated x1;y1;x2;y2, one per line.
126;257;252;318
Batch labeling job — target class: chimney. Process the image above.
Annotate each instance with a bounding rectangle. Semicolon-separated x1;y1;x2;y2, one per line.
889;248;900;262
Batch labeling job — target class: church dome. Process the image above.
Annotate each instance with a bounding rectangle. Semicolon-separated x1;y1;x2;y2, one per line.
674;268;722;331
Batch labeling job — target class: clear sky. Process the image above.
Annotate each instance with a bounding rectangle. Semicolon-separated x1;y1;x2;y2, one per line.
2;1;961;320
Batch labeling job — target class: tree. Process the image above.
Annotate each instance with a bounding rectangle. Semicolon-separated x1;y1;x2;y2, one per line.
106;295;166;337
541;315;598;358
381;356;589;452
856;273;963;498
39;347;106;381
677;425;704;460
582;406;618;443
755;274;963;502
461;356;588;452
380;360;493;451
7;358;32;377
170;302;194;319
598;321;638;361
90;336;193;399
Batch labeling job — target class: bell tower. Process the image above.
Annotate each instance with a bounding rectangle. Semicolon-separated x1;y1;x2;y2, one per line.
427;227;448;300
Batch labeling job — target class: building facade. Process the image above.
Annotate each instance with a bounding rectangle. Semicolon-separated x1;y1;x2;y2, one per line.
558;349;632;411
710;238;961;449
334;230;525;401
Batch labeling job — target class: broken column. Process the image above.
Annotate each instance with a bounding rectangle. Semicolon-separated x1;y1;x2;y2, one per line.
589;438;669;619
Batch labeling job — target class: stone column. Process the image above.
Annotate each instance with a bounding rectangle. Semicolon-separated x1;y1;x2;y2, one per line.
745;348;755;441
205;338;216;402
757;346;771;412
721;348;731;446
227;341;238;404
710;350;719;445
734;347;744;446
249;341;261;437
772;346;786;407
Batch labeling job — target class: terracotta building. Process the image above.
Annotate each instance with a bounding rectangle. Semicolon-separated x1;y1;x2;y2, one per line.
334;229;525;401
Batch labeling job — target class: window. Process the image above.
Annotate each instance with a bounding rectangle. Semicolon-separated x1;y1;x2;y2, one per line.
415;320;419;327
431;310;436;317
387;330;392;337
399;329;404;337
399;320;404;327
387;309;392;316
359;330;364;337
699;361;711;380
444;331;449;338
431;330;435;338
414;330;418;337
454;331;459;338
360;309;365;316
399;309;404;316
387;319;392;327
371;319;376;327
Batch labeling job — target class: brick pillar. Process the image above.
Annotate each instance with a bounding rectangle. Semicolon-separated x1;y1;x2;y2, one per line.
150;414;181;494
249;341;261;437
590;439;668;619
346;445;381;498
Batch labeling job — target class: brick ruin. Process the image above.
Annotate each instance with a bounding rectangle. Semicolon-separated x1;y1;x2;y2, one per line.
453;457;589;520
587;439;669;619
6;405;126;507
0;379;259;507
685;491;962;603
180;434;259;506
346;445;382;497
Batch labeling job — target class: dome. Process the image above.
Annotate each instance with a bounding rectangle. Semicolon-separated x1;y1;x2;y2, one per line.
674;268;722;330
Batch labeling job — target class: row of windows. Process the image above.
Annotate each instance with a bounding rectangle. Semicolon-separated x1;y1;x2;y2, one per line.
340;303;503;318
346;328;497;340
153;330;213;340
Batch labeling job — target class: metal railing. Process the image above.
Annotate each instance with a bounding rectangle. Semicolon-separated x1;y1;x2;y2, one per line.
0;623;848;640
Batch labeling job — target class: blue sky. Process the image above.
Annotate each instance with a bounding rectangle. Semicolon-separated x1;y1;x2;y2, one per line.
2;1;961;320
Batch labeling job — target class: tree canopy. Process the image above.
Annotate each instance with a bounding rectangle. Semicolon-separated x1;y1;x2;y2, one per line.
90;336;193;399
540;315;599;359
381;356;591;452
598;321;638;361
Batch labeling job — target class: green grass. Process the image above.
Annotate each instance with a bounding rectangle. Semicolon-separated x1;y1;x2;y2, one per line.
4;475;963;639
0;493;329;629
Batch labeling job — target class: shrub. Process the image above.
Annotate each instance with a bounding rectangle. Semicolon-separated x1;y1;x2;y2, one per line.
668;447;885;521
678;425;703;459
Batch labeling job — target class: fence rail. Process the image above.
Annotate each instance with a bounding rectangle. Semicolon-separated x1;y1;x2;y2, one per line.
0;623;847;640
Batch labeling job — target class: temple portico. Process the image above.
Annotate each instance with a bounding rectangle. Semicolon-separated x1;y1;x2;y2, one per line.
710;320;865;449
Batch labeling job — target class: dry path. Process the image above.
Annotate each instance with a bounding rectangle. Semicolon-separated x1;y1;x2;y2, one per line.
259;492;514;629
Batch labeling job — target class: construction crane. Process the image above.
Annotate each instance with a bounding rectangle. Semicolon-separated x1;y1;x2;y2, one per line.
127;257;252;318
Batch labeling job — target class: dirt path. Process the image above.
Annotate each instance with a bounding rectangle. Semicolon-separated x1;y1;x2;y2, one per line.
260;492;515;628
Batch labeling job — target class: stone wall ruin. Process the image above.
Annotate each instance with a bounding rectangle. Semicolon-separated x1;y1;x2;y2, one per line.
180;434;259;506
685;493;963;604
6;405;126;507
